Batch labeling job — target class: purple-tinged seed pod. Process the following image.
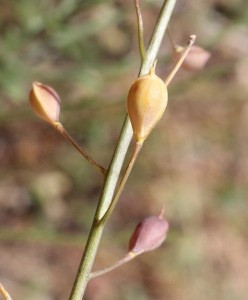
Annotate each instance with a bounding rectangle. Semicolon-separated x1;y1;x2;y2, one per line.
173;45;211;71
129;211;169;255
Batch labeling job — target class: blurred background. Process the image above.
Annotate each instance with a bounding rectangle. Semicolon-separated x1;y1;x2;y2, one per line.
0;0;248;299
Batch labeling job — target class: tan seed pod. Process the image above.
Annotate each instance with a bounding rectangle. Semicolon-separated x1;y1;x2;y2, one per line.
127;61;168;143
29;82;61;126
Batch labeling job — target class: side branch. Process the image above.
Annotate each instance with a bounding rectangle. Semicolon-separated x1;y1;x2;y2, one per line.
55;123;106;175
134;0;147;62
0;283;13;300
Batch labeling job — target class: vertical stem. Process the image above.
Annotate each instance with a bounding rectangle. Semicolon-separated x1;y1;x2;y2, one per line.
69;116;134;300
145;0;178;68
100;142;143;226
68;1;178;299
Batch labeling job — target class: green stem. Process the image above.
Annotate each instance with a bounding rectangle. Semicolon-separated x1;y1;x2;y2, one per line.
68;1;178;299
68;116;134;300
146;0;178;67
100;142;143;226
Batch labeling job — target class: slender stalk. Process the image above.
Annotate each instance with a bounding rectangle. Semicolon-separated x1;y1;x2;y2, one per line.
68;1;178;299
164;35;196;86
54;122;106;175
90;252;136;279
68;116;134;300
134;0;147;62
100;142;143;226
145;0;178;68
166;27;177;50
0;283;12;300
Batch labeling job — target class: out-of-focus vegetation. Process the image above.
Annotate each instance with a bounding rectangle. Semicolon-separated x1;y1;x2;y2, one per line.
0;0;248;299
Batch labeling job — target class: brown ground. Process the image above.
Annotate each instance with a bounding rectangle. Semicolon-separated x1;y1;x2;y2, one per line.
0;0;248;299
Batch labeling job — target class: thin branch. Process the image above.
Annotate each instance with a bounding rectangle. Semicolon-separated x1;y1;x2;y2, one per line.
134;0;147;62
166;27;177;50
54;122;106;175
90;252;136;279
164;35;196;86
0;283;13;300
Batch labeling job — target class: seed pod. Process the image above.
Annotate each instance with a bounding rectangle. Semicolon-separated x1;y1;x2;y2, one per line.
173;45;211;71
29;82;61;126
127;62;168;143
129;211;169;255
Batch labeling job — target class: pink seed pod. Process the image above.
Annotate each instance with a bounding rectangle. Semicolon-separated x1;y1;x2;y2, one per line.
129;210;169;255
173;45;211;71
29;82;61;125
